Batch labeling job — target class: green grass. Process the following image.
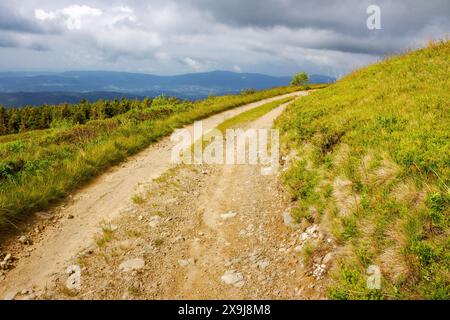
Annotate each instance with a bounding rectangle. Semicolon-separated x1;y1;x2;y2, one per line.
131;194;145;205
192;94;303;159
95;226;115;248
276;40;449;300
216;96;296;132
0;86;306;230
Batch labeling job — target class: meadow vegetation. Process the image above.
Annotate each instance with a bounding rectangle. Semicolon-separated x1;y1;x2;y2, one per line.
276;40;449;299
216;96;296;133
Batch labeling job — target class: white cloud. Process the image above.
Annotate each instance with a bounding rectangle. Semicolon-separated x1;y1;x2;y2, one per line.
35;5;102;30
2;0;448;75
183;57;202;71
35;9;57;21
116;6;134;14
60;5;102;17
33;4;159;58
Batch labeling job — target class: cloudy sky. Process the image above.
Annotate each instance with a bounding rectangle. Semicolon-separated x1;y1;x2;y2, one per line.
0;0;448;77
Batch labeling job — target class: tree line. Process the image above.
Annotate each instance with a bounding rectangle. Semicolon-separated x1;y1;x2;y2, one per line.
0;97;154;136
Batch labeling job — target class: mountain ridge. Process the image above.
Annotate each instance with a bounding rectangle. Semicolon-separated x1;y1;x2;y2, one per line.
0;70;335;107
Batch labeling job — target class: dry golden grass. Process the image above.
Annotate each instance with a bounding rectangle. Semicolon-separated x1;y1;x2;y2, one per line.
332;144;351;167
392;180;426;207
380;224;411;283
369;159;399;186
332;177;361;217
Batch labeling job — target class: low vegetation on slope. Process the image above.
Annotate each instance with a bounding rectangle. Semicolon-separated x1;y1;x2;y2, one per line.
216;96;295;133
276;40;449;299
0;86;314;230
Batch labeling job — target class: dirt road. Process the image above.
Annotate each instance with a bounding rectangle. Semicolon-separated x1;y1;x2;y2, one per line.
0;91;328;300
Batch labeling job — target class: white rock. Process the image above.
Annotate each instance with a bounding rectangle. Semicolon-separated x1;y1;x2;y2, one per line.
283;211;297;228
18;236;29;244
256;260;270;269
299;232;309;241
312;263;327;279
119;258;145;272
178;260;189;267
306;225;319;235
322;252;334;264
248;251;260;262
221;270;245;288
165;198;177;204
172;235;185;243
148;216;161;228
221;211;237;220
178;259;194;267
260;167;274;176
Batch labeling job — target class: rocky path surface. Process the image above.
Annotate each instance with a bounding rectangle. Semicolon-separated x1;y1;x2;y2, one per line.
0;91;330;300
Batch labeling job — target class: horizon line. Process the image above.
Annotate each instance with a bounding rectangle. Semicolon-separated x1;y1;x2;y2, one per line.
0;69;337;79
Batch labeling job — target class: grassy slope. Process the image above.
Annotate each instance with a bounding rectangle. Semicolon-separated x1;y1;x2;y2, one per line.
0;86;309;230
216;96;295;132
276;41;449;299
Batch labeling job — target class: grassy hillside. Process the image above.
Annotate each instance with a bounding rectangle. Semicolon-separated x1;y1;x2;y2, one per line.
0;85;315;230
276;40;449;299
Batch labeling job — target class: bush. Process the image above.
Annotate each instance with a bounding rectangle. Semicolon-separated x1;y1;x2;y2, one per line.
291;72;309;86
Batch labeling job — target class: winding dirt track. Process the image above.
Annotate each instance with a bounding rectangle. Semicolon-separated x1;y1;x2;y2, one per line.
0;91;310;299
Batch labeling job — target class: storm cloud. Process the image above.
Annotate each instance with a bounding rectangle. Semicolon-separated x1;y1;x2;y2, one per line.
0;0;448;77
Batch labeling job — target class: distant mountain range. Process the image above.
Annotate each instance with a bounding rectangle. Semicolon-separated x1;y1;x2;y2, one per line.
0;71;335;107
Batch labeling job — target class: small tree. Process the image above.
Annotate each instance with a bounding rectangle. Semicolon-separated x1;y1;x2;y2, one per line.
291;72;309;86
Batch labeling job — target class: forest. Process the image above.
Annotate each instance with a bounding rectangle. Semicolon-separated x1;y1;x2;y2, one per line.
0;97;163;135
